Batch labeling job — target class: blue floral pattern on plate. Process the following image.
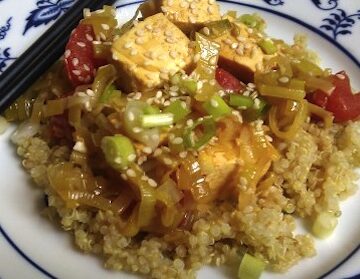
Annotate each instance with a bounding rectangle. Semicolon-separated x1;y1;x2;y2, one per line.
23;0;75;34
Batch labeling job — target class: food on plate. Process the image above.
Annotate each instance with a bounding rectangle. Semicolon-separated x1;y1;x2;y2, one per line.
5;2;360;279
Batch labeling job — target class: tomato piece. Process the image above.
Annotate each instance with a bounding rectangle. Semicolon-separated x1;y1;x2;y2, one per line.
215;68;245;92
64;24;96;86
309;71;360;123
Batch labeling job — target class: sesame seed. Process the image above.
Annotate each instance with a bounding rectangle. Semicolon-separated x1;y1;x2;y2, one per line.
114;157;122;164
210;98;219;107
143;147;153;154
164;158;173;166
172;137;183;144
278;76;290;83
124;42;132;49
153;148;163;157
148;178;158;187
136;29;145;37
224;38;233;45
251;48;257;58
85;34;93;42
160;68;169;74
160;72;169;80
145;24;153;31
244;43;252;49
180;1;189;8
83;64;90;71
127;154;136;162
126;169;136;177
197;81;203;90
133;127;142;133
86;89;95;96
72;58;79;66
134;92;142;100
153;27;161;34
169;50;177;59
156;91;163;99
163;100;171;106
186;119;194;127
158;54;167;60
193;53;201;63
181;101;187;109
130;49;138;56
83;8;91;17
92;41;101;45
240;176;248;186
265;135;273;142
101;24;110;30
141;175;148;181
161;6;168;13
165;30;173;37
151;134;159;141
208;0;215;4
166;37;176;44
136;37;145;45
209;79;216;86
236;36;246;42
73;141;87;153
143;60;151;66
179;151;188;158
207;6;213;14
127;111;135;121
121;173;128;180
72;70;81;76
64;49;71;58
209;56;217;66
76;42;86;48
189;15;196;24
231;42;239;49
203;27;210;36
336;73;345;80
253;98;261;109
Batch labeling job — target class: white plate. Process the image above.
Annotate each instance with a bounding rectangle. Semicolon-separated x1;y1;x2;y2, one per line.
1;0;360;278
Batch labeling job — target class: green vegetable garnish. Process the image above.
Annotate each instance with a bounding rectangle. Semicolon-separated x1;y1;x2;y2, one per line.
101;135;136;170
164;100;191;122
229;94;254;109
203;95;232;119
238;253;266;279
184;117;216;150
141;113;174;128
258;39;277;55
312;212;338;239
238;14;266;32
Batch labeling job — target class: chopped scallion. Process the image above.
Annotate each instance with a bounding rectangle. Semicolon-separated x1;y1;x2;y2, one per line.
229;94;254;109
184;117;216;150
164;100;190;122
258;39;277;55
141;113;174;128
312;212;338;239
203;95;232;119
101;135;136;170
258;84;305;101
238;253;266;279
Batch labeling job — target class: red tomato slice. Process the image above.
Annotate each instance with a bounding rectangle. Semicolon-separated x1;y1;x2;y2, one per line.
64;24;96;86
215;68;245;92
310;71;360;123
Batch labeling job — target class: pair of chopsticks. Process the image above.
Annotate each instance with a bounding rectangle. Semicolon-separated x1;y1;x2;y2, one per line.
0;0;117;113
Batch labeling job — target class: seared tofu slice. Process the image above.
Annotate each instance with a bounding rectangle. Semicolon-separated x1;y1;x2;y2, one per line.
140;0;222;34
213;22;271;83
112;13;193;92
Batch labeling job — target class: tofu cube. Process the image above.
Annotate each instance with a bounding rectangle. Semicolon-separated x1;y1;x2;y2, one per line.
213;22;270;83
112;13;193;92
140;0;222;34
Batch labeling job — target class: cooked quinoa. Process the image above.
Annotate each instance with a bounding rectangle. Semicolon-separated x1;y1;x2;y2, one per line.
14;121;360;278
6;2;360;278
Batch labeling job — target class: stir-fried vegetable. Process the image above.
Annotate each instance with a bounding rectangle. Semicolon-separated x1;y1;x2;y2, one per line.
203;95;232;119
312;212;338;239
238;253;266;279
184;117;216;150
101;135;136;170
163;100;191;122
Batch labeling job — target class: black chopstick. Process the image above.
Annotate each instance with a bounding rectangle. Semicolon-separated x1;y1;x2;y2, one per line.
0;0;117;113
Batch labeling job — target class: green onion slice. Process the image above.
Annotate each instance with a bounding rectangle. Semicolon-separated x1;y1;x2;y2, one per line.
101;135;136;170
164;100;191;122
184;117;216;150
203;95;232;119
141;113;174;128
229;94;254;109
238;253;266;279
